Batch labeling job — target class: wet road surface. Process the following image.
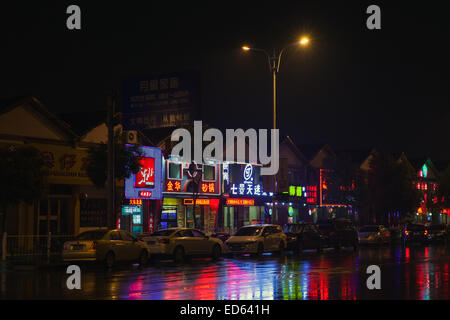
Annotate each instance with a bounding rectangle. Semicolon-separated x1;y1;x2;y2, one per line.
1;245;449;300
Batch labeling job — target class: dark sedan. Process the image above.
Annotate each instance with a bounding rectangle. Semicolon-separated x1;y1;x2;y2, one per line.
427;224;448;243
318;218;358;251
402;224;429;245
284;223;325;254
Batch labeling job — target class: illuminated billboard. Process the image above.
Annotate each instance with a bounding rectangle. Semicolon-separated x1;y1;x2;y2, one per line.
125;145;163;200
163;159;221;196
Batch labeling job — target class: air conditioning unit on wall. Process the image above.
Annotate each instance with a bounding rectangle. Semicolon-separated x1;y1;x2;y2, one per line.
126;130;138;144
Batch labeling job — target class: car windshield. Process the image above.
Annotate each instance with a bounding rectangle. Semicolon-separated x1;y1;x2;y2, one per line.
359;226;379;232
235;227;262;236
76;230;108;240
284;224;301;233
407;224;425;231
151;230;176;237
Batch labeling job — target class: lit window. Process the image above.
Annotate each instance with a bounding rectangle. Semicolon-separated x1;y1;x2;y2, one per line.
202;165;215;181
168;162;182;180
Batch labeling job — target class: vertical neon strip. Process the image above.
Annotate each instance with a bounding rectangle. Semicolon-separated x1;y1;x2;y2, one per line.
320;169;323;207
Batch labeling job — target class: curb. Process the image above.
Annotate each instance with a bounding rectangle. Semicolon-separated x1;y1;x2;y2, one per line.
1;260;67;272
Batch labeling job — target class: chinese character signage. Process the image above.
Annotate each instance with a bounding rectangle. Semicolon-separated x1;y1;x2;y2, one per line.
226;198;255;206
307;186;318;204
164;160;221;196
121;205;143;216
31;143;90;185
125;146;163;200
135;157;155;188
122;71;200;130
223;163;270;198
183;199;211;206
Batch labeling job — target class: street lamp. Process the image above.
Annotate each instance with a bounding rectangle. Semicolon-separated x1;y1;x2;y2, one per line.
242;36;310;224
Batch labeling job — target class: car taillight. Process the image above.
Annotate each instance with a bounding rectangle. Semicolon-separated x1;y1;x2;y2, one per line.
90;241;97;251
159;239;170;244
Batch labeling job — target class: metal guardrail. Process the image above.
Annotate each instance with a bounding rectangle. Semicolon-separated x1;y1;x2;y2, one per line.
1;233;75;260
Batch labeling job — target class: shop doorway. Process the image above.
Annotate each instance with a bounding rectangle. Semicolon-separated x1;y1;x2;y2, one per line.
160;206;178;229
37;197;70;235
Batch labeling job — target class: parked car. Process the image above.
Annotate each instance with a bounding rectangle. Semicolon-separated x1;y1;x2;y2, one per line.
225;225;287;256
284;223;325;254
211;232;231;243
402;224;429;245
358;225;391;245
427;224;448;243
388;227;403;244
318;218;358;251
62;229;150;268
138;228;224;263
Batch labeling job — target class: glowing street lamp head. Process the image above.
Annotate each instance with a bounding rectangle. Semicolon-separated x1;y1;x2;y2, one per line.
299;36;310;46
242;46;251;51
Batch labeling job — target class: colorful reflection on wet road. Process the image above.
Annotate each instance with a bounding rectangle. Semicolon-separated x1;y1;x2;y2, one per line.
1;245;449;300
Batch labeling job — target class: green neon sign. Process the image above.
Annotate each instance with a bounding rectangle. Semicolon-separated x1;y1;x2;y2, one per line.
422;164;428;178
289;186;296;196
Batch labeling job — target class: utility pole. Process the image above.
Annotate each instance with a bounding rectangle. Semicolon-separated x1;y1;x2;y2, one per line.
107;93;116;230
271;52;278;225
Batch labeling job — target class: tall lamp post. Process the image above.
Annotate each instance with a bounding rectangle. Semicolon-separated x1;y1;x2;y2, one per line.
242;36;310;224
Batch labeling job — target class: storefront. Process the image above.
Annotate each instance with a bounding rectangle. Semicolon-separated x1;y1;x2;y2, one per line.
161;158;221;235
123;145;163;237
31;143;94;236
220;162;272;235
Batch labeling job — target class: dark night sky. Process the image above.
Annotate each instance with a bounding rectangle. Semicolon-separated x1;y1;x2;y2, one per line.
1;1;449;161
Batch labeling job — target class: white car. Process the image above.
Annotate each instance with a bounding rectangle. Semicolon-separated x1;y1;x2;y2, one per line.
138;228;224;263
225;225;287;256
358;225;391;245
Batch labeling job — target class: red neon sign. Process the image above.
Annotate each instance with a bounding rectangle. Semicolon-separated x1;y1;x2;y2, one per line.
135;157;155;188
226;198;255;206
183;199;211;206
201;182;215;193
139;191;152;198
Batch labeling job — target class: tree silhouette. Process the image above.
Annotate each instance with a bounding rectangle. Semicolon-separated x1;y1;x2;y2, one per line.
86;129;143;188
0;146;47;238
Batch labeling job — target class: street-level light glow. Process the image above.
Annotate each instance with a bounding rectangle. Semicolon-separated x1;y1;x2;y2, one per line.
299;37;310;46
242;46;251;51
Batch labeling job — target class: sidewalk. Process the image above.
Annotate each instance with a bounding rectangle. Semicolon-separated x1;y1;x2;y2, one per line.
0;256;67;272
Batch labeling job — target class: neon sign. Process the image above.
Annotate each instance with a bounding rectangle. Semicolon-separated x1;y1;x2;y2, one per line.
224;163;271;197
139;191;152;198
128;199;143;205
307;186;317;204
421;164;428;178
243;164;253;181
226;198;255;206
289;186;307;198
166;180;182;192
135;157;155;188
201;182;215;193
125;146;163;200
223;163;229;184
164;159;221;196
183;199;212;206
121;205;143;216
